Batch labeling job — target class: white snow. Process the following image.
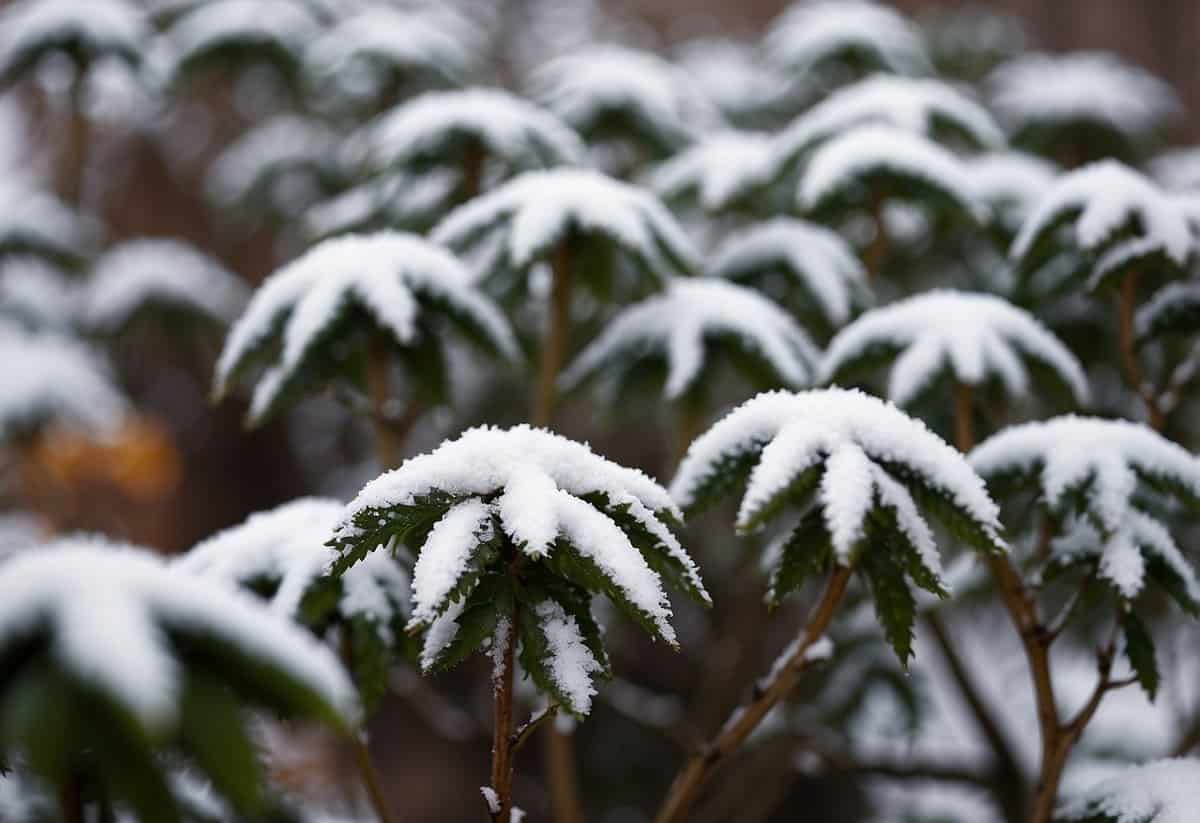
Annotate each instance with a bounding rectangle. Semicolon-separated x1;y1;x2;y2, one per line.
84;238;248;331
0;177;95;261
674;38;796;122
528;44;723;150
989;51;1180;141
206;115;339;208
799;125;987;222
0;321;127;439
672;388;1003;553
763;0;931;77
708;217;868;328
480;786;500;815
560;277;819;400
214;232;518;422
366;88;583;175
965;151;1059;224
1151;147;1200;192
431;168;697;280
304;168;460;240
0;256;80;329
1011;160;1194;268
0;0;147;81
0;536;359;731
409;499;493;627
1136;280;1200;340
162;0;319;77
820;290;1090;407
772;75;1003;172
970;415;1200;599
1060;758;1200;823
336;424;709;645
534;599;604;714
647;131;773;212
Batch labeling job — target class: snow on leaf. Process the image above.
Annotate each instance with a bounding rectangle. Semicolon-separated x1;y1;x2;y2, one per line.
0;256;80;329
1151;146;1200;192
820;290;1089;407
819;443;875;562
965;152;1058;225
162;0;320;80
799;124;987;222
528;44;723;154
410;499;494;627
763;0;931;77
1011;160;1194;271
431;168;696;282
989;51;1180;144
560;277;819;401
0;321;127;441
0;177;96;263
205;115;340;209
365;88;583;177
0;0;147;86
530;598;604;715
1059;758;1200;823
707;217;868;329
647;131;774;213
674;38;797;123
304;168;460;240
0;536;360;732
772;75;1003;173
84;238;248;331
672;388;1004;554
214;231;518;423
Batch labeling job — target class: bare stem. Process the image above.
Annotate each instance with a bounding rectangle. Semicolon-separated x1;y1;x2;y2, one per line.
863;192;888;282
653;566;852;823
544;723;588;823
954;382;976;452
59;77;88;207
534;241;574;428
366;336;403;470
490;606;519;823
1118;270;1165;430
462;143;485;200
59;769;84;823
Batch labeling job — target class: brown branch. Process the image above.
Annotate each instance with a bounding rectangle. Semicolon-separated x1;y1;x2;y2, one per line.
954;382;976;452
544;723;588;823
366;335;403;470
653;565;852;823
533;240;574;428
489;607;520;823
1117;271;1165;430
863;192;889;282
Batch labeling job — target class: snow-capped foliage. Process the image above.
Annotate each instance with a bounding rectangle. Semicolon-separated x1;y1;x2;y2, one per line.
215;231;517;424
1151;146;1200;191
965;151;1058;227
821;290;1089;407
1136;280;1200;342
206;114;340;210
304;5;479;106
647;131;773;213
763;0;931;78
0;178;94;263
674;38;797;124
970;416;1200;604
84;238;248;332
0;321;127;441
161;0;321;81
560;278;819;401
1011;160;1194;284
330;425;707;715
988;52;1180;155
672;388;1002;659
0;256;79;329
365;88;583;180
304;167;460;239
0;536;360;729
799;125;986;222
1059;758;1200;823
528;44;723;156
431;168;696;285
0;0;147;85
773;75;1003;172
707;217;869;330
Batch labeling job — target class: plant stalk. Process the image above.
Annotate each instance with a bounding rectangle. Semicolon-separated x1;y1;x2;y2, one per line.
59;769;85;823
490;606;520;823
366;336;403;470
653;565;853;823
339;628;397;823
954;382;975;452
544;723;588;823
863;192;888;282
1117;270;1165;430
59;74;89;208
534;240;574;427
462;143;486;200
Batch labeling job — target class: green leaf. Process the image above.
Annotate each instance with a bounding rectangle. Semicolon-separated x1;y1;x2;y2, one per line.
866;499;949;599
515;588;604;717
679;440;770;518
1146;555;1200;617
423;574;511;674
328;491;461;576
861;548;917;667
885;460;1005;554
344;617;393;713
1120;611;1159;701
179;674;264;814
737;465;824;535
766;512;834;608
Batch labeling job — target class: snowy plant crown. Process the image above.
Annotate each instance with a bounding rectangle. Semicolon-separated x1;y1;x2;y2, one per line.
213;231;518;425
178;498;411;710
431;168;697;297
820;289;1090;409
560;278;819;404
647;131;775;215
364;88;584;182
1011;161;1196;293
799;125;989;227
707;217;870;334
528;44;723;158
0;181;94;266
671;388;1005;662
0;537;360;821
970;416;1200;615
1057;758;1200;823
0;0;147;88
328;425;709;716
84;238;248;333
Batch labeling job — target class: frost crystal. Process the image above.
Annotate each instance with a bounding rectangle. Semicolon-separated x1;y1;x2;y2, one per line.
821;290;1089;407
561;278;819;400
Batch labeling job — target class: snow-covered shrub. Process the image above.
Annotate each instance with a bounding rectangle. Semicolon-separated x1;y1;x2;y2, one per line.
1057;758;1200;823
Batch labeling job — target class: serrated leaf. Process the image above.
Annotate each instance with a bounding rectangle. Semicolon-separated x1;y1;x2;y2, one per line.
867;502;948;599
738;465;824;535
885;460;1004;554
329;491;461;576
1120;611;1159;700
766;512;834;607
179;674;264;814
679;440;769;517
862;548;917;667
423;575;511;674
344;617;393;713
1146;555;1200;617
